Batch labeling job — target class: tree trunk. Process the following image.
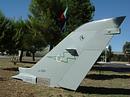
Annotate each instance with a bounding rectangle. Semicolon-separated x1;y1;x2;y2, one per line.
32;52;35;61
128;57;130;64
49;43;53;51
19;50;23;62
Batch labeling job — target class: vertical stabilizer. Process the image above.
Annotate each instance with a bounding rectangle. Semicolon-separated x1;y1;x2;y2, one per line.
12;16;125;90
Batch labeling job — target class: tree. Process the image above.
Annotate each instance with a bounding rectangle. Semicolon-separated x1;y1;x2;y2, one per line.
29;0;95;48
0;10;47;61
0;11;17;55
14;19;47;61
29;0;63;49
0;11;6;54
27;19;48;61
65;0;95;32
123;41;130;63
13;19;29;61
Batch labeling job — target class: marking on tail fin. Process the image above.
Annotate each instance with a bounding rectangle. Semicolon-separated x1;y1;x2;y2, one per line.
47;51;78;63
80;35;85;40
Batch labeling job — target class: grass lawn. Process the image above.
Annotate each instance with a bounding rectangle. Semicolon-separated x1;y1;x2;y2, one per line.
0;57;130;97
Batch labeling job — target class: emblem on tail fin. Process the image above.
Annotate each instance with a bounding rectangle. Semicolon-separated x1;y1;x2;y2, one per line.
47;48;79;63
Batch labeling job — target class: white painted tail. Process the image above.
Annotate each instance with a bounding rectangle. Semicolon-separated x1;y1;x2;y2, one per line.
12;16;125;90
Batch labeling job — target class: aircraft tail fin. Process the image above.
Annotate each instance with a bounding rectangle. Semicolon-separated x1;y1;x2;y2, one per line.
12;16;125;90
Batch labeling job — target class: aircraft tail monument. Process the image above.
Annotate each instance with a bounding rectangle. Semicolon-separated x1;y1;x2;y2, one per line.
12;16;125;90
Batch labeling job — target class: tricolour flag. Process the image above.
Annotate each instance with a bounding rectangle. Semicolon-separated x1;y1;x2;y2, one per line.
58;7;68;32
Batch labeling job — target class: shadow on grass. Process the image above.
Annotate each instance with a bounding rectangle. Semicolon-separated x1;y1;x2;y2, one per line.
91;66;130;73
2;67;18;71
77;86;130;95
20;61;37;64
0;77;7;81
86;74;130;80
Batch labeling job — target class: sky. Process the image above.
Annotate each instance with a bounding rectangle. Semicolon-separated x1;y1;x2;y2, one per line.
0;0;129;52
92;0;130;52
0;0;31;20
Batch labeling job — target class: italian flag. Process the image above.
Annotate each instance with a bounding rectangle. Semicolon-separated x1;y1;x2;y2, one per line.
58;7;68;32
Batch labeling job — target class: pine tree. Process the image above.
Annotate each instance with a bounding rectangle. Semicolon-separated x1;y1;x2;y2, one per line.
29;0;95;47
